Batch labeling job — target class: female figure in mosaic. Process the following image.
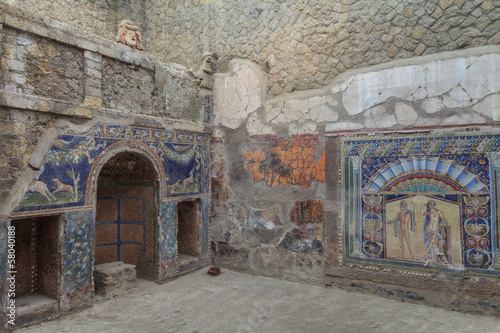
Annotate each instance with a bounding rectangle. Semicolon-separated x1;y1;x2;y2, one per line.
420;200;449;266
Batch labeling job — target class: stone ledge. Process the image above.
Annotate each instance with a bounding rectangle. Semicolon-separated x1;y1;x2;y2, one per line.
0;91;94;119
0;2;158;70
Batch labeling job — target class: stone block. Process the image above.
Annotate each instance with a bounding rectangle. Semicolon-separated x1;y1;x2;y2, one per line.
28;127;57;169
94;261;137;296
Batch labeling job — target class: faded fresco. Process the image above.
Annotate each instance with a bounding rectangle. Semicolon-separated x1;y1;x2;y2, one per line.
290;200;323;226
243;135;325;189
14;124;210;216
342;133;500;275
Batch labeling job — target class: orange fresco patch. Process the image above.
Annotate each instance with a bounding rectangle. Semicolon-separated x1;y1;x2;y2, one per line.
290;200;324;226
243;136;325;189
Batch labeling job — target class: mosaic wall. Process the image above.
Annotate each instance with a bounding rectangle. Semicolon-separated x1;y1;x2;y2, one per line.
64;210;93;293
62;210;93;310
342;132;500;275
201;196;210;259
159;200;177;278
14;124;210;216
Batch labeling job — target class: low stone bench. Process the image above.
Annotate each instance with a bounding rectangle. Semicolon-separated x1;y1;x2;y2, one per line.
94;261;137;296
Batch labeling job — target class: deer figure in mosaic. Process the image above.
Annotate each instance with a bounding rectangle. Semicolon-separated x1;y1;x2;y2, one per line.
29;180;56;203
52;178;74;196
182;169;197;191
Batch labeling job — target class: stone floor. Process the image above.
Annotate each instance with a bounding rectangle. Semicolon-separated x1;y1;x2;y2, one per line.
18;269;500;333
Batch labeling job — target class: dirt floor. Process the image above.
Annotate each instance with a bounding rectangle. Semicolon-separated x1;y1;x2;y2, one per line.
18;269;500;333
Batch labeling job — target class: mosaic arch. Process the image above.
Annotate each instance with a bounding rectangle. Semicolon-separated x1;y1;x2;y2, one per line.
342;133;500;275
85;140;168;206
13;123;210;217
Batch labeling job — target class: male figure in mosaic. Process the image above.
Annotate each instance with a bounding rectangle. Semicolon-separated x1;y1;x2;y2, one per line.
420;200;449;266
388;200;416;259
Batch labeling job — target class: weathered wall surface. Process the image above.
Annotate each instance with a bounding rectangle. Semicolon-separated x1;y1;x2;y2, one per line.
150;0;500;97
0;3;207;214
0;3;212;329
3;0;146;43
212;45;500;313
4;0;498;99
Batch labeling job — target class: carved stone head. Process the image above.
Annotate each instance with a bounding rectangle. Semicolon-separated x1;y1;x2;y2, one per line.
116;20;144;50
202;52;213;73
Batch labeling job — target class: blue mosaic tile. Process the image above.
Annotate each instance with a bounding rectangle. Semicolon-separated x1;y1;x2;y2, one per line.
64;210;92;292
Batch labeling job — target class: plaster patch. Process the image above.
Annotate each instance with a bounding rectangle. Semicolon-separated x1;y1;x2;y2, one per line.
289;122;317;136
425;57;468;98
307;95;326;109
443;113;487;124
412;87;428;101
394;103;418;126
247;112;275;136
325;122;364;132
364;105;387;117
472;93;500;121
375;113;398;129
283;99;309;123
462;54;500;100
343;65;424;115
309;105;338;123
214;61;265;129
422;97;445;114
415;117;444;126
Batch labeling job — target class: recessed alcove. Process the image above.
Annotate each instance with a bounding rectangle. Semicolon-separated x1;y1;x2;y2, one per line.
11;215;61;326
95;152;157;280
177;199;200;265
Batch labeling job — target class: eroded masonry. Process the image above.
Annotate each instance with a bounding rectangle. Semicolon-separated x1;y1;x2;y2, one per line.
0;0;500;329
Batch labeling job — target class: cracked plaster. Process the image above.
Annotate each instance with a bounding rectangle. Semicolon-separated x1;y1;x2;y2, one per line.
340;53;500;118
215;50;500;135
214;60;267;129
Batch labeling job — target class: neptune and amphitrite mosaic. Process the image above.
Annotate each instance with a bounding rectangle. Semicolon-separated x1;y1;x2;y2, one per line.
342;132;500;275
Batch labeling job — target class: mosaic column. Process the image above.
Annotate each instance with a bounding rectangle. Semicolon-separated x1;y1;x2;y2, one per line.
200;197;210;264
487;152;500;269
61;210;93;312
159;201;177;279
350;156;363;256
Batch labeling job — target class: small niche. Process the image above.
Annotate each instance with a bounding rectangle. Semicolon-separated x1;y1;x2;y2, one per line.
11;215;61;326
177;199;200;263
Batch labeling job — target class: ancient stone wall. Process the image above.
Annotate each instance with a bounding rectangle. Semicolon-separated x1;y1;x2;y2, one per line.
150;0;500;97
5;1;498;99
4;0;147;44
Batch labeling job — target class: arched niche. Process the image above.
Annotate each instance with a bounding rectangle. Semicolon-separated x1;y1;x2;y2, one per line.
90;142;166;280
